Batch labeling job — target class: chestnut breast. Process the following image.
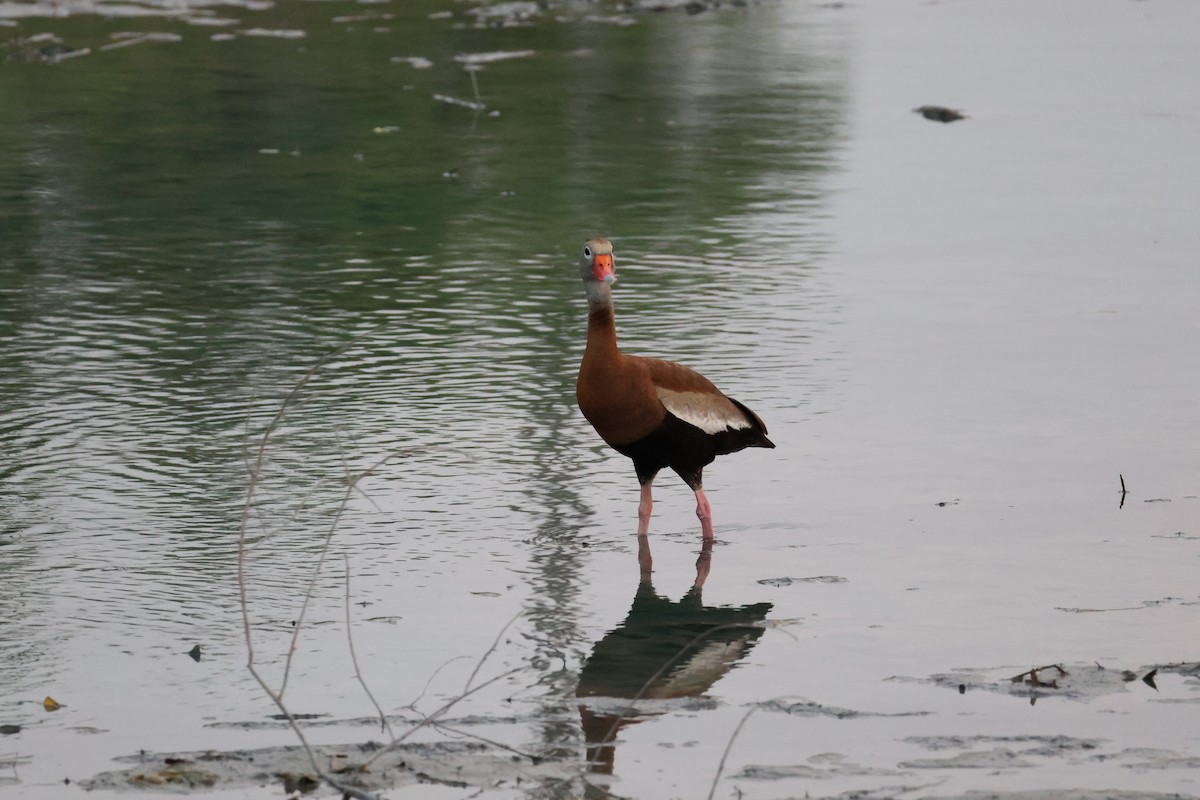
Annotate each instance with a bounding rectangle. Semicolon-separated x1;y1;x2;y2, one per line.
577;354;666;447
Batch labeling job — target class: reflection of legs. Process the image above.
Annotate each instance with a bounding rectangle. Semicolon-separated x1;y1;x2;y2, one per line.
693;538;712;589
637;534;653;580
694;487;713;540
637;479;654;535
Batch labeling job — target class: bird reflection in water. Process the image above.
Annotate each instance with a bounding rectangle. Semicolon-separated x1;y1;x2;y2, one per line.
576;536;772;774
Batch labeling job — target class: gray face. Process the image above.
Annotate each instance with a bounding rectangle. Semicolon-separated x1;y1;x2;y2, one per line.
579;238;615;285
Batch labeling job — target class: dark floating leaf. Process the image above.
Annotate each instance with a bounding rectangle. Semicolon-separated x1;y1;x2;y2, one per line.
913;105;966;123
0;724;21;735
187;645;201;662
1143;668;1159;690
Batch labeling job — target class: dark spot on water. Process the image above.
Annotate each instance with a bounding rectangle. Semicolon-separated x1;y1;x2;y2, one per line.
913;105;966;123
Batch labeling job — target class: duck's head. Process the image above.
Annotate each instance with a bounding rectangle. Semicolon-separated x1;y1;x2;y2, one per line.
579;238;616;287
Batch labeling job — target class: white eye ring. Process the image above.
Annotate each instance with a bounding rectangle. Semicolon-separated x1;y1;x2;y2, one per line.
583;246;592;258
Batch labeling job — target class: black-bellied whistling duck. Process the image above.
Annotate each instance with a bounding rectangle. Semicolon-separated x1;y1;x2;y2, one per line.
575;238;775;540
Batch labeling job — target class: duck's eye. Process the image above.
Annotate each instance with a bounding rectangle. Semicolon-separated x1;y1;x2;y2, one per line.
583;246;592;258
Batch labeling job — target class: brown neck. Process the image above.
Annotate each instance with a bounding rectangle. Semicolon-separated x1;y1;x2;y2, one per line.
584;304;620;363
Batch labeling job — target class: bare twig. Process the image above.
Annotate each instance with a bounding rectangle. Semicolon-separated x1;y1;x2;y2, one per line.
279;450;395;698
244;475;328;554
1119;474;1129;509
236;332;389;800
363;667;524;770
403;655;472;712
464;612;521;694
345;554;394;738
430;720;541;762
278;480;354;699
707;706;758;800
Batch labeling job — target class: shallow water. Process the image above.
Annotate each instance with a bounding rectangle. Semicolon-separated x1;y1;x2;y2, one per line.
2;0;1199;798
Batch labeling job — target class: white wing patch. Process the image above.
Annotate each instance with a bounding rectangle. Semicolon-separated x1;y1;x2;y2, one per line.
656;387;750;435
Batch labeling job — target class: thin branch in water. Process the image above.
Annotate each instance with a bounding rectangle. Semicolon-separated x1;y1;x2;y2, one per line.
464;611;521;694
404;655;472;712
345;554;394;739
707;706;758;800
278;479;354;700
1119;473;1129;509
363;667;524;770
430;720;542;763
236;329;389;800
238;330;381;677
279;445;395;698
245;474;328;554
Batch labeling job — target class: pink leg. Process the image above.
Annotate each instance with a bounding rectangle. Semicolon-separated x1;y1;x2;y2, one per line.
694;487;714;541
637;481;653;535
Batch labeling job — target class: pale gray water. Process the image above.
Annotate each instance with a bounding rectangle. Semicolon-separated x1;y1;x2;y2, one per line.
1;0;1198;798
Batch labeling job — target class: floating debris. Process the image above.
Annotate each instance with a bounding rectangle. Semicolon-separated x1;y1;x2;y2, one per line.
99;32;182;51
183;16;240;27
735;754;902;781
0;724;21;735
901;748;1034;770
3;33;91;64
759;698;930;720
464;2;541;25
914;105;967;123
907;661;1199;703
432;93;485;111
239;28;306;38
1011;664;1069;690
579;14;638;26
85;740;574;794
1056;597;1175;613
129;763;217;788
390;55;433;68
332;13;394;23
905;734;1102;754
43;696;62;711
372;126;401;134
757;575;847;587
186;644;201;662
453;49;535;65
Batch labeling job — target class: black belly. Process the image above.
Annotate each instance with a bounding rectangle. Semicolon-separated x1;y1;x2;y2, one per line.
613;412;761;489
